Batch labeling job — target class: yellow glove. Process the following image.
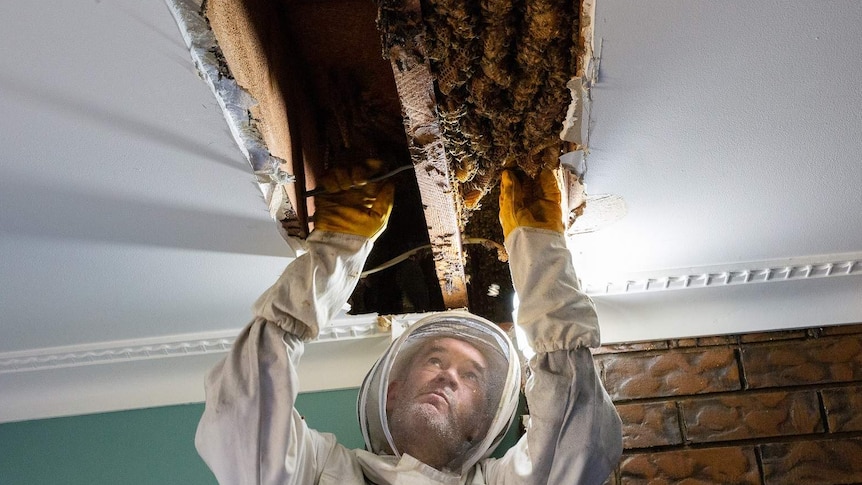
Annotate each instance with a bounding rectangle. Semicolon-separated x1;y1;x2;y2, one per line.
313;159;395;240
499;168;564;239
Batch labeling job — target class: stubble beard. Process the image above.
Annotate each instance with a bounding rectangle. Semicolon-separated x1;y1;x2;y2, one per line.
389;399;466;468
391;400;459;443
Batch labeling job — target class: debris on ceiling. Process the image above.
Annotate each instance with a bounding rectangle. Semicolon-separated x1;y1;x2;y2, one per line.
166;0;597;321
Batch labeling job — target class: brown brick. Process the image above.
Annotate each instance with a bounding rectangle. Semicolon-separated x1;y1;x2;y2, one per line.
820;322;862;336
822;385;862;432
596;348;740;401
670;335;738;349
741;335;862;388
617;401;682;449
760;437;862;484
619;446;760;484
592;341;669;355
739;329;808;343
680;391;823;444
671;338;700;348
698;335;739;347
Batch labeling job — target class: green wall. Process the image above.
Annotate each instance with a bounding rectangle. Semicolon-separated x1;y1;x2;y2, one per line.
0;401;215;484
0;389;519;484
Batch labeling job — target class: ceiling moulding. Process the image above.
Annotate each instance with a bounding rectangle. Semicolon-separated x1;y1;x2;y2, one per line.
4;253;859;375
582;252;862;296
0;314;389;374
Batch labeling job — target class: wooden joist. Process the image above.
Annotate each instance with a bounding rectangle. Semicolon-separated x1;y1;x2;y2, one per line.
382;1;470;309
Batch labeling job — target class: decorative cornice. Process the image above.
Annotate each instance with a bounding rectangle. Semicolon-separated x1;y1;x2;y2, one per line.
0;334;234;374
0;315;387;374
3;254;859;374
582;253;862;296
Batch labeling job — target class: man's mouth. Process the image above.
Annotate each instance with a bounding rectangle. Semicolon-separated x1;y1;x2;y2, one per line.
421;390;450;409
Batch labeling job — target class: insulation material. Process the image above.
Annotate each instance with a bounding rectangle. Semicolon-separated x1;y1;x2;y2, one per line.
204;0;312;241
164;0;305;250
560;0;597;171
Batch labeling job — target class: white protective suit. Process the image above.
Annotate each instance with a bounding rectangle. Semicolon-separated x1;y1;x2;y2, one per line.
196;227;623;485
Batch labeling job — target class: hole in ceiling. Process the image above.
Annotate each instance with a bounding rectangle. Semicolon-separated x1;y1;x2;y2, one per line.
196;0;595;322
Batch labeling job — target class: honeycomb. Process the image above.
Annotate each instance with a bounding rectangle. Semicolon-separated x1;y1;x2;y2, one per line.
378;0;580;216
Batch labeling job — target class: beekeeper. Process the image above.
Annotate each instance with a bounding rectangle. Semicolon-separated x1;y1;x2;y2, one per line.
195;162;623;484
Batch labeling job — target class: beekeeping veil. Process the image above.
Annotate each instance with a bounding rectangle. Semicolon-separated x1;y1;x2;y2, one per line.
358;310;521;474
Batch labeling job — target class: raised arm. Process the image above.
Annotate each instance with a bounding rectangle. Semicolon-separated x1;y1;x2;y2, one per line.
195;162;394;484
486;168;622;485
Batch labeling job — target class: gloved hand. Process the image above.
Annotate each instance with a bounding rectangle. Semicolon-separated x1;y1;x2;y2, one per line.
313;159;395;240
499;167;564;239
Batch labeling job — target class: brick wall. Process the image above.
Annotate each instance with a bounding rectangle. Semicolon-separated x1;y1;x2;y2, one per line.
593;323;862;484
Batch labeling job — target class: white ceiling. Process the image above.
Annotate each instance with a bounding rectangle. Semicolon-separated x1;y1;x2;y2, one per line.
1;0;860;422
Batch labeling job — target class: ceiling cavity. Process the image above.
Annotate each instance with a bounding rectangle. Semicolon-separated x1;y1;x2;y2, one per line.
167;0;595;321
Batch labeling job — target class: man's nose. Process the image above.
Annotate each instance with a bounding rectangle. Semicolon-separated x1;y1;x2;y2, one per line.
433;367;459;389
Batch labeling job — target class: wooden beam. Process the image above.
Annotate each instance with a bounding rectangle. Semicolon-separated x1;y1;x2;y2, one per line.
382;2;469;309
389;49;468;309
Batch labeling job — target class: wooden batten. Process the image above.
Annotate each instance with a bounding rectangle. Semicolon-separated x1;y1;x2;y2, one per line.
384;16;470;309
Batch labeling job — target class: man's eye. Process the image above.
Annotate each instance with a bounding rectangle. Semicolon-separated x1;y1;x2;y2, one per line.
427;357;442;367
463;372;479;382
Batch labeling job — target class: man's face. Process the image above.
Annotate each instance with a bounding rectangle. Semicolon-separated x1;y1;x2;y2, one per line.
385;337;490;468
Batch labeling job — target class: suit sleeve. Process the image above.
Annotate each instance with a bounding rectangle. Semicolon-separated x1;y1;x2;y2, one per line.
485;227;622;485
194;231;373;485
